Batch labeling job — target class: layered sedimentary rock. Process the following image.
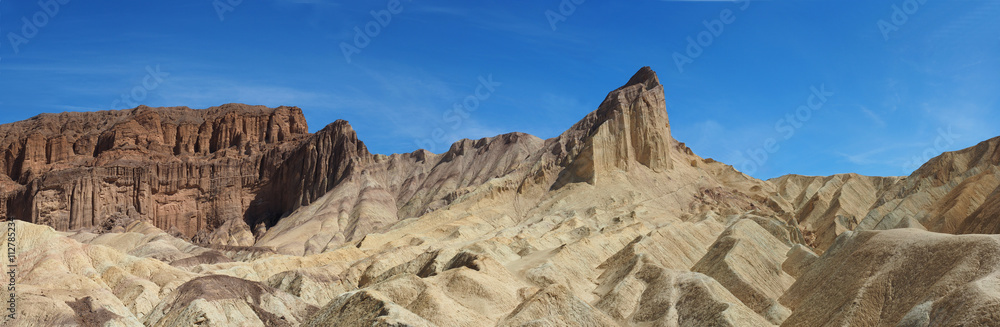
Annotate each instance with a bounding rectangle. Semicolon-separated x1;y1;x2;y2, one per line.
3;220;198;326
552;66;673;188
780;229;1000;326
0;104;310;244
144;274;317;326
5;66;1000;326
772;136;1000;244
256;66;783;256
859;136;1000;234
245;120;374;230
692;219;795;324
253;131;546;254
596;255;773;327
770;173;902;251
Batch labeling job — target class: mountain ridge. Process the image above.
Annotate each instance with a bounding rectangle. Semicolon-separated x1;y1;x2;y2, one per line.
3;67;1000;326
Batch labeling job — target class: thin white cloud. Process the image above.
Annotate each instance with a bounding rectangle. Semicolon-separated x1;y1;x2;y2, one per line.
860;106;886;127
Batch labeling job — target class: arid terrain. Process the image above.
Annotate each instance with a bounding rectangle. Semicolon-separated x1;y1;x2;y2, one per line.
3;67;1000;326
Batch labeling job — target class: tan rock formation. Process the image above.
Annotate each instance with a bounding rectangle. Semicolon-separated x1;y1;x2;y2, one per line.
2;220;196;326
771;136;1000;253
551;66;673;188
257;66;782;256
144;275;317;326
770;173;901;251
692;219;795;324
4;66;1000;326
780;229;1000;326
859;136;1000;234
780;244;817;279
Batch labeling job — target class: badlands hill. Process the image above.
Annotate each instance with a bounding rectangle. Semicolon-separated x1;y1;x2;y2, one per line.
2;67;1000;326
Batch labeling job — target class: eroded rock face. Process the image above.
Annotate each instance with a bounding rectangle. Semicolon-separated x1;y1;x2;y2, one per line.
860;136;1000;234
771;136;1000;251
144;275;317;326
770;173;902;251
692;219;795;324
5;66;1000;326
256;66;782;255
0;104;310;243
253;131;546;255
245;120;373;230
552;66;673;189
780;229;1000;326
2;220;197;326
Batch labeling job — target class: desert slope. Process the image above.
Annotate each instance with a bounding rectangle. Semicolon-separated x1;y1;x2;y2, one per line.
2;67;1000;326
255;66;787;256
771;136;1000;244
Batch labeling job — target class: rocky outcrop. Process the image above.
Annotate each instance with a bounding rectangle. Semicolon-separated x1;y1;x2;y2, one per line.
957;183;1000;234
254;131;545;254
498;284;619;327
7;66;1000;326
0;104;309;243
552;66;673;189
245;120;374;229
256;66;782;255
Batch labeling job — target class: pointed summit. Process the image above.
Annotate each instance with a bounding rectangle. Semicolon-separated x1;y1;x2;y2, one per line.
621;66;660;90
553;66;674;188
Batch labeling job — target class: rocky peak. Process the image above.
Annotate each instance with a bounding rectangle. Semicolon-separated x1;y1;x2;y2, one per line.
620;66;660;90
245;119;373;228
439;132;533;163
553;67;674;188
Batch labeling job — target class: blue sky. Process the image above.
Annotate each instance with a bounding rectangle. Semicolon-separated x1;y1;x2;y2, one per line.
0;0;997;179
